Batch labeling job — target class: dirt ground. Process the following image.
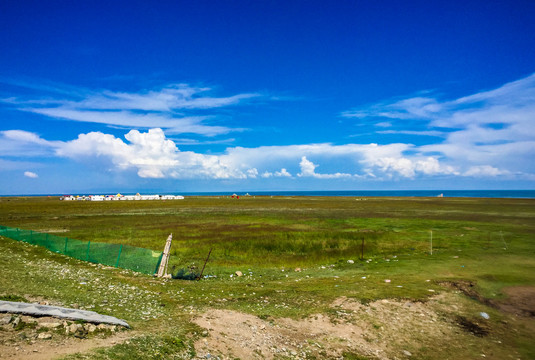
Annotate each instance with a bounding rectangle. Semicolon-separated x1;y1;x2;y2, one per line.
193;294;460;360
0;330;131;360
0;286;534;360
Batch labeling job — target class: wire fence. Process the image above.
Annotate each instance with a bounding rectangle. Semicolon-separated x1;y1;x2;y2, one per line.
0;225;163;275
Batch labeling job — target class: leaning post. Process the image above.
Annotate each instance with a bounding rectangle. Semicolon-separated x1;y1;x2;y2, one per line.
156;234;173;278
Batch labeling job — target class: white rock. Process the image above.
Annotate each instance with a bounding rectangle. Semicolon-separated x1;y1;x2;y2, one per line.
39;322;62;329
347;260;355;264
38;333;52;340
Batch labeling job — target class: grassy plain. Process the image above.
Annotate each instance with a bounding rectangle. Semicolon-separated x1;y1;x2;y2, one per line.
0;195;534;359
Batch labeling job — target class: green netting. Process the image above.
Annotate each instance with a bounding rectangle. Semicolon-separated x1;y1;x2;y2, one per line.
0;225;163;275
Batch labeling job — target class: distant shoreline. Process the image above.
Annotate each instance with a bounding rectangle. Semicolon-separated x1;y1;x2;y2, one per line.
1;190;534;199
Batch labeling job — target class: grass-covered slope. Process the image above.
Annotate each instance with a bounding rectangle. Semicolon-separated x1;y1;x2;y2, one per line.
0;196;534;359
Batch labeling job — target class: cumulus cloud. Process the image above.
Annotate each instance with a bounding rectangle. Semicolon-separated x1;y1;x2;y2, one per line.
261;168;292;178
1;126;530;182
24;171;38;178
298;156;352;179
55;128;250;179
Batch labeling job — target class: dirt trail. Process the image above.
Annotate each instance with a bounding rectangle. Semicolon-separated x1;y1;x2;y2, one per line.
0;331;133;360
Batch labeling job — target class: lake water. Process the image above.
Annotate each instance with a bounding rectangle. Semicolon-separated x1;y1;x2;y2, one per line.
180;190;535;198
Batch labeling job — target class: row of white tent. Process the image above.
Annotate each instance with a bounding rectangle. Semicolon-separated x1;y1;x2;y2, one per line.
60;194;184;201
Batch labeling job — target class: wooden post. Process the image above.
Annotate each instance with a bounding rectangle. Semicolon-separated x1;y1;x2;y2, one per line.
500;231;508;249
198;248;213;280
430;230;433;255
157;234;173;277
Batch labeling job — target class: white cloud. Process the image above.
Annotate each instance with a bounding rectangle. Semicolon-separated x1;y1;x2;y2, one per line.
54;128;252;179
1;126;530;182
377;130;445;137
342;73;535;176
3;83;261;136
298;156;352;179
275;168;292;177
24;171;38;178
261;169;292;178
0;130;60;157
463;165;510;177
375;122;392;128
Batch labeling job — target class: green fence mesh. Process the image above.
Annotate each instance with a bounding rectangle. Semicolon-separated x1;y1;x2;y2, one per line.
0;226;163;275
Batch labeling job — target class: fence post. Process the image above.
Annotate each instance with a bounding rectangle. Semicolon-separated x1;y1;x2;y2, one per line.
115;245;123;268
154;253;164;275
86;242;91;261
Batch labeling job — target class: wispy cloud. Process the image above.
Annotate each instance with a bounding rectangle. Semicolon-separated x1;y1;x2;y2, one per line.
377;130;445;137
342;73;535;176
1;82;262;136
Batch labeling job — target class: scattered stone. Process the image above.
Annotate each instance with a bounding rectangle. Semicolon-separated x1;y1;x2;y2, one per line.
37;333;52;340
294;268;302;272
235;271;243;277
403;350;412;356
87;324;97;333
347;260;355;264
0;315;11;325
66;323;82;334
384;279;391;283
39;322;62;329
480;312;490;320
12;316;21;328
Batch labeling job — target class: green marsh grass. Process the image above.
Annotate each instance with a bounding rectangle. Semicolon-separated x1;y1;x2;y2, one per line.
1;196;534;359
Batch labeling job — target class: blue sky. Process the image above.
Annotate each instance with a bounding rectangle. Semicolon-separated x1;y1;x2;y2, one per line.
1;0;534;194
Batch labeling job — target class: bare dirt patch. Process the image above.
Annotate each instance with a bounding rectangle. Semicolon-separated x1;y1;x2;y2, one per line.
496;286;535;317
0;314;133;360
441;282;535;317
192;294;467;360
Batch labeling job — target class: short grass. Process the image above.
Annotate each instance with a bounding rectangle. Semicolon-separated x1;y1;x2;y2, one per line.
1;195;534;359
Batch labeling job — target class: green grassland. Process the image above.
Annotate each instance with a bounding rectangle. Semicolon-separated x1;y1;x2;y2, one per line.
1;195;534;359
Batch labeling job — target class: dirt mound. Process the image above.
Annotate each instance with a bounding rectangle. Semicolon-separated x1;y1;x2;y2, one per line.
193;295;463;360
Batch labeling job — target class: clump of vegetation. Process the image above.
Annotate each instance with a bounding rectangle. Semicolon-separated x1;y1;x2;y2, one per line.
0;294;28;302
171;265;200;280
